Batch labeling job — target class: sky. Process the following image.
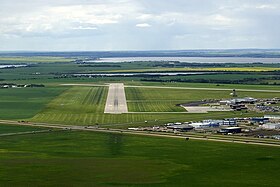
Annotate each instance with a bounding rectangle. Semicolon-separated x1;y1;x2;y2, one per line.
0;0;280;51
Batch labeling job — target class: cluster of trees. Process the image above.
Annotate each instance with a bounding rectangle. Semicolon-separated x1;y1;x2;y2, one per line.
78;64;121;68
141;77;280;85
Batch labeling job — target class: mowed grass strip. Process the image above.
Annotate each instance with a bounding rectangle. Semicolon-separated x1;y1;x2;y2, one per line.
0;87;66;120
127;101;185;112
0;131;279;186
31;86;279;126
125;87;280;112
32;86;108;124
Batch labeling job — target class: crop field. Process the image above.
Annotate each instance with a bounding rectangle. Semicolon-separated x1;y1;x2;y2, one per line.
0;130;279;186
0;56;73;63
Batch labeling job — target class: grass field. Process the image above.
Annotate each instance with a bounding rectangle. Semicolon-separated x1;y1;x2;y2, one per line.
28;85;277;127
0;84;277;126
0;55;280;186
124;81;280;90
0;130;279;186
0;56;279;126
126;87;280;112
0;87;66;119
0;124;45;134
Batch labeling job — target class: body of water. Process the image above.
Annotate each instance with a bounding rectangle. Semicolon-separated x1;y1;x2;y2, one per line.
92;57;280;63
73;72;217;77
0;65;27;69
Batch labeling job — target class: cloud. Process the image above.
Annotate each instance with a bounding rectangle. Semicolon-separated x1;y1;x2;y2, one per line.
136;23;151;28
256;4;277;9
0;0;279;50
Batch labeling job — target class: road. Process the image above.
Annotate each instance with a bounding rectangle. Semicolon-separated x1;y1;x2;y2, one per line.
61;83;280;93
104;83;128;114
1;120;279;147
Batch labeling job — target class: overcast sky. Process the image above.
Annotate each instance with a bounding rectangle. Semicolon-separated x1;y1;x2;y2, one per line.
0;0;280;51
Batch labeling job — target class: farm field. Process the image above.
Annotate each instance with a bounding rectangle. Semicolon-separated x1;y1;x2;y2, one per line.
0;56;73;63
0;130;279;186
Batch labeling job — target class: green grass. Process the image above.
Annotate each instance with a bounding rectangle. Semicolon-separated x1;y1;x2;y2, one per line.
125;87;280;112
1;56;280;186
31;86;109;125
0;87;66;119
0;84;277;126
0;130;279;186
0;56;279;126
29;86;273;127
0;124;45;134
126;87;185;112
124;81;280;90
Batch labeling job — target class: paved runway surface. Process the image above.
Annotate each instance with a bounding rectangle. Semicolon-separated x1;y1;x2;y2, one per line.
104;83;128;114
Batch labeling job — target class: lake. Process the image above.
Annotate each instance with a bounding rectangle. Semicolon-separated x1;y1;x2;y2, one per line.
73;72;217;77
92;57;280;63
0;65;27;69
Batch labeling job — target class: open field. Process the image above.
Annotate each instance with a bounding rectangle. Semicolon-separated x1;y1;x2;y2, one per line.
0;57;279;86
125;86;280;112
0;130;279;186
0;56;73;63
26;85;278;126
0;82;278;126
0;124;45;134
0;87;66;119
62;81;280;91
0;54;280;186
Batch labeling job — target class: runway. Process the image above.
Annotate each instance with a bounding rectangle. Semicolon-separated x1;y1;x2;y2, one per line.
104;83;128;114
